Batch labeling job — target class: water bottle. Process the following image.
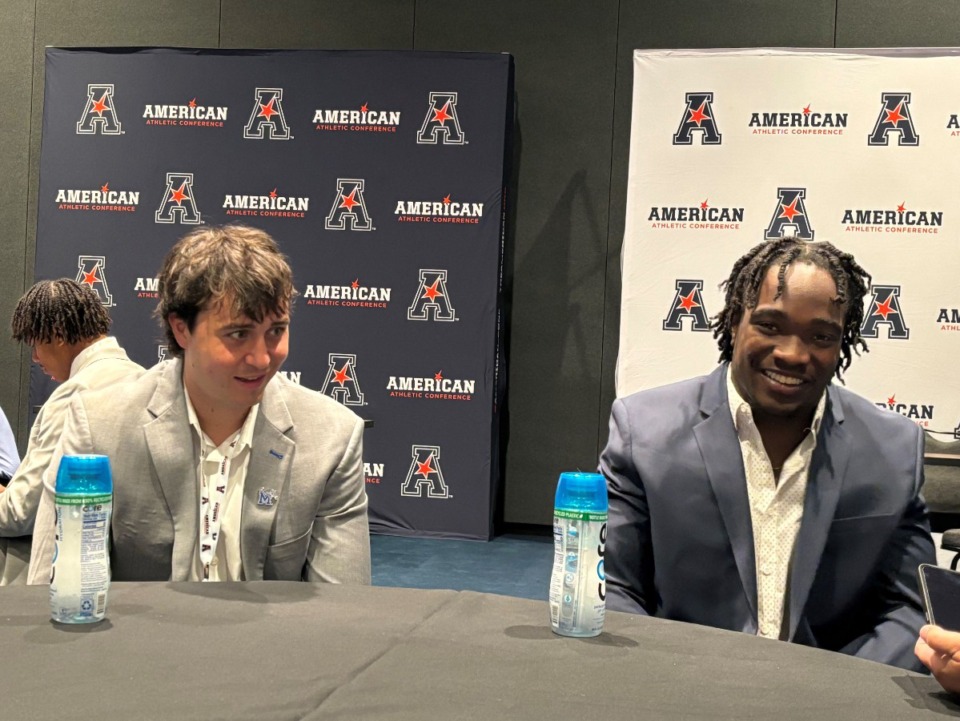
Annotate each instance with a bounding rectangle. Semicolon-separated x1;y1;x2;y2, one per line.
50;455;112;624
549;471;607;637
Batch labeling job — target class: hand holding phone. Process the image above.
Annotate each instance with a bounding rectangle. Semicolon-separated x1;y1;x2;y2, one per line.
918;563;960;632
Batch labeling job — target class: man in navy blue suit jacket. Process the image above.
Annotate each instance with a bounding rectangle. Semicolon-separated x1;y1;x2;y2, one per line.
601;238;935;671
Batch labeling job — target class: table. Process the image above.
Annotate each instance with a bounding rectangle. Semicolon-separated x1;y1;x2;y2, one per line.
0;582;956;720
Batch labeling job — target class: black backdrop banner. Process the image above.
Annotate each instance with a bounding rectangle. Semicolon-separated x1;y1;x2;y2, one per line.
35;47;512;540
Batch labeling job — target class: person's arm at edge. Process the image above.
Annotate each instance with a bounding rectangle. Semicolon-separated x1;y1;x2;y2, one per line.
916;624;960;694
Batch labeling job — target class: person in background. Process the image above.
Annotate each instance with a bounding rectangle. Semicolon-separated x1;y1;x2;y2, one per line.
0;279;142;537
28;225;370;585
600;237;935;671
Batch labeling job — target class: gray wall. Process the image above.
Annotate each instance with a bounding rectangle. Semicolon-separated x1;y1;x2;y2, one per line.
0;0;951;526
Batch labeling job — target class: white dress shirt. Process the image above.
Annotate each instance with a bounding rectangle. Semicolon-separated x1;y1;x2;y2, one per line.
727;371;825;640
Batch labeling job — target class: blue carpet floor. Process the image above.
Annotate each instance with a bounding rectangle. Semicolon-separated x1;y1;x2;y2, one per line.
371;531;554;601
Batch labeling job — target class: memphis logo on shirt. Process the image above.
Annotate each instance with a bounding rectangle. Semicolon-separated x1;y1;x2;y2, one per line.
868;92;919;146
76;256;113;306
860;285;909;339
417;92;466;145
155;172;202;225
764;187;815;241
401;445;450;499
875;393;934;428
243;88;292;140
320;353;365;407
662;280;710;332
76;83;123;135
325;179;374;231
407;269;456;322
673;92;721;145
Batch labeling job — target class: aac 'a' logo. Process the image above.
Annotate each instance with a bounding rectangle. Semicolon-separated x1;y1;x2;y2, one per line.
868;93;919;146
320;353;365;406
243;88;292;140
673;92;721;145
155;172;202;224
861;285;909;339
325;179;373;231
76;84;123;135
417;92;466;145
401;445;450;499
76;256;113;306
663;280;710;331
765;187;814;241
407;269;456;322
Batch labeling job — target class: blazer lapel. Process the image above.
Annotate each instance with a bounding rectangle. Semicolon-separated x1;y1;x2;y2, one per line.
787;387;848;639
240;380;295;581
693;365;758;622
143;361;198;582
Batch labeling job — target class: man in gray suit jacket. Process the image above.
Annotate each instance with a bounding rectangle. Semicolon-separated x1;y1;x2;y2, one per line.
29;225;370;585
600;238;935;671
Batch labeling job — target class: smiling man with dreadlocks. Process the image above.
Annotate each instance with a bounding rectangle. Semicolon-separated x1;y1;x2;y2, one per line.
600;238;935;671
0;279;143;541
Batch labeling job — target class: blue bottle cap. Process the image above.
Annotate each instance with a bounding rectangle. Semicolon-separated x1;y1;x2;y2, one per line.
55;455;112;495
554;472;607;512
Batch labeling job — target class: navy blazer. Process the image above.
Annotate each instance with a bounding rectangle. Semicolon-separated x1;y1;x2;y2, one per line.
600;364;935;671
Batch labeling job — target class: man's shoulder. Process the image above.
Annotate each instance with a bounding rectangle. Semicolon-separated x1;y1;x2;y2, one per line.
73;361;169;415
830;383;921;441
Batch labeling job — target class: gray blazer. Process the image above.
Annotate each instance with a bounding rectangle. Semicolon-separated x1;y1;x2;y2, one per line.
28;359;371;585
600;363;935;671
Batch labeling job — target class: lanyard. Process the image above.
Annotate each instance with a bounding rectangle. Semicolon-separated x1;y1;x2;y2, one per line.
199;434;239;581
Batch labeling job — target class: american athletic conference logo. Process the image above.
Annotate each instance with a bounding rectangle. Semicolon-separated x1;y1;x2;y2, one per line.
764;187;814;241
76;256;113;306
401;445;450;499
663;280;710;332
243;88;292;140
876;393;935;429
861;285;909;339
325;179;374;231
417;92;466;145
320;353;365;407
673;92;721;145
868;93;919;146
155;172;202;224
76;84;123;135
407;270;456;322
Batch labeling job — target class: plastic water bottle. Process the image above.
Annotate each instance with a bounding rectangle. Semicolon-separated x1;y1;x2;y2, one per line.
549;471;607;637
50;455;112;624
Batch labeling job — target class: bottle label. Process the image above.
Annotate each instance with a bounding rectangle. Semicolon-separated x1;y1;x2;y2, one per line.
50;494;112;622
549;513;606;637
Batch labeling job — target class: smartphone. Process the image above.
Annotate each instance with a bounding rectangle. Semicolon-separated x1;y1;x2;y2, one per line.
918;563;960;631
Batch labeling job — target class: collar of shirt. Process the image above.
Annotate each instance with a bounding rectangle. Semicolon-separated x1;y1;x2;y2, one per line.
68;336;120;379
183;383;259;457
725;367;826;442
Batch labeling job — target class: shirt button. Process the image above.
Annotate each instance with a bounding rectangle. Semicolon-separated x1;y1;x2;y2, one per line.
761;564;772;576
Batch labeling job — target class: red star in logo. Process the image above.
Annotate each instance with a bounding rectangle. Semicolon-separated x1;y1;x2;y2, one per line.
700;199;709;210
360;102;368;113
82;268;99;286
779;197;803;222
100;183;109;193
887;394;896;406
351;278;360;289
885;101;906;126
91;94;108;116
678;290;700;312
803;104;811;116
169;182;188;205
416;454;436;478
896;202;906;213
258;96;278;120
269;188;278;198
434;370;443;382
443;194;451;204
433;102;452;125
422;278;443;302
339;188;359;211
332;363;352;387
189;98;197;108
873;296;898;320
687;101;710;127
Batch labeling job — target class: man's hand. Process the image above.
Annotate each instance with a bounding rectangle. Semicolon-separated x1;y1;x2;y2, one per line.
916;624;960;694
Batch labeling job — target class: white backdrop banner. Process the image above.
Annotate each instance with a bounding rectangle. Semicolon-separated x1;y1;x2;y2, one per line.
619;48;960;440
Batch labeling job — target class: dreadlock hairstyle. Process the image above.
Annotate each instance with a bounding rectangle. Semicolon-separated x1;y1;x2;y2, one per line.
11;279;111;346
710;239;872;382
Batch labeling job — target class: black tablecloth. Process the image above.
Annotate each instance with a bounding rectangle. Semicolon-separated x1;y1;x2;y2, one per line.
0;582;956;720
